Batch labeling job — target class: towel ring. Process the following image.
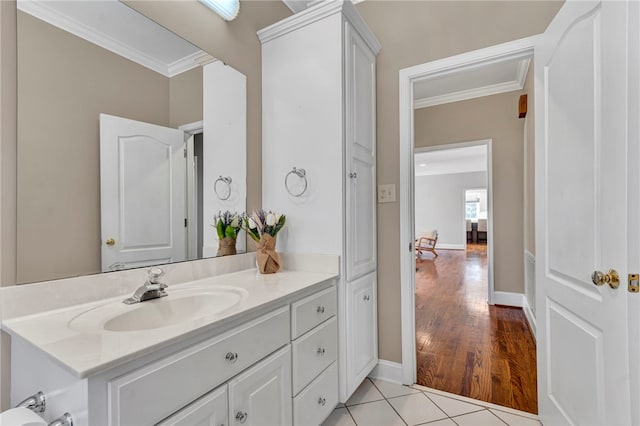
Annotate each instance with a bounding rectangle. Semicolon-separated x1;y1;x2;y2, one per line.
214;176;232;200
285;167;307;197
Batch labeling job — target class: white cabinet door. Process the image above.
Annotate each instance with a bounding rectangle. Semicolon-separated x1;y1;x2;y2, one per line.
228;345;292;426
157;385;228;426
346;272;377;395
345;23;377;282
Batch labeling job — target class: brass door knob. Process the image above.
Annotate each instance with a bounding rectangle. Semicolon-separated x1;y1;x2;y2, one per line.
106;238;115;246
591;269;620;289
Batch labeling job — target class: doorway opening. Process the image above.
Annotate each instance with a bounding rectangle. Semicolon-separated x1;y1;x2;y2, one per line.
399;37;538;413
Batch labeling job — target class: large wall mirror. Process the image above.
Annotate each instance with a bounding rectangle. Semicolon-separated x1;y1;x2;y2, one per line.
16;0;247;284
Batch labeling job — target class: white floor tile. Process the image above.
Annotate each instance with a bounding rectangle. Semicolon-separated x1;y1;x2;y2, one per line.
452;410;507;426
346;379;385;406
490;410;541;426
322;408;356;426
417;419;457;426
425;392;485;417
387;393;448;425
411;384;537;420
371;378;421;399
348;400;406;426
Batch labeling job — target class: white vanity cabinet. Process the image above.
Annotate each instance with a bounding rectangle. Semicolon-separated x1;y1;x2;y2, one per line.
259;1;380;402
8;278;338;426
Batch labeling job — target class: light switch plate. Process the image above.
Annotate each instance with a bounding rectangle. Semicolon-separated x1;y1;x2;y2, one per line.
378;184;396;203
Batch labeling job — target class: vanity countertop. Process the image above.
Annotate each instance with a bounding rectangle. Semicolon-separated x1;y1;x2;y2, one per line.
2;268;337;379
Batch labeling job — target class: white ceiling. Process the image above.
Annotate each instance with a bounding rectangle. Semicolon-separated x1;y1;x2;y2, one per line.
415;145;487;177
413;56;530;109
17;0;210;77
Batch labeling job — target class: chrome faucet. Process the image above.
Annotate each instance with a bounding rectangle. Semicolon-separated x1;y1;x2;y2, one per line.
123;267;168;305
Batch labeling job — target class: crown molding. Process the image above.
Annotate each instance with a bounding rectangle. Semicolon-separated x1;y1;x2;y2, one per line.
18;0;203;78
260;1;381;54
258;1;343;44
281;0;311;13
167;51;206;77
413;58;531;109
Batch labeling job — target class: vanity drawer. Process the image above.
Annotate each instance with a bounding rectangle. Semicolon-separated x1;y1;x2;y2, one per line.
156;384;228;426
292;316;337;394
293;362;338;426
108;306;289;426
291;286;336;339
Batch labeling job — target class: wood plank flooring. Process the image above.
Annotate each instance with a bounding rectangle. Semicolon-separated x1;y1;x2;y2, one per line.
415;244;538;414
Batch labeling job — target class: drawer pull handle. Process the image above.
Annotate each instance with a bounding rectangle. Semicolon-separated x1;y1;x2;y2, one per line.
318;396;327;406
317;347;326;356
235;411;248;423
226;352;239;363
317;306;325;314
363;294;370;301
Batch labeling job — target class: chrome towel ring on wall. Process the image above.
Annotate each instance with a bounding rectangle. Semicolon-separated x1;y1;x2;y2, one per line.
285;167;308;197
214;176;232;200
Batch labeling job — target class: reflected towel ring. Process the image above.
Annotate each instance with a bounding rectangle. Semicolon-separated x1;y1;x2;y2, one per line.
285;167;308;197
214;176;232;200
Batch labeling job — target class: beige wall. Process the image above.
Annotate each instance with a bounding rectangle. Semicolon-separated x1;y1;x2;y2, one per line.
18;11;172;283
0;0;17;409
415;92;525;296
524;62;535;255
170;66;204;128
356;0;562;363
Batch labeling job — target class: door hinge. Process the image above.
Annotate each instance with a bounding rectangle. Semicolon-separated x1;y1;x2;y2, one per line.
629;273;639;293
184;218;188;228
409;242;413;252
184;148;187;158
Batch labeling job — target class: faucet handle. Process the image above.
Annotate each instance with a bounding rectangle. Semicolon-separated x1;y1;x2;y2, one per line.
147;267;164;284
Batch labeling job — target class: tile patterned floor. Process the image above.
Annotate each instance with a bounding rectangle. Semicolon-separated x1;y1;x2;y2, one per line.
323;378;541;426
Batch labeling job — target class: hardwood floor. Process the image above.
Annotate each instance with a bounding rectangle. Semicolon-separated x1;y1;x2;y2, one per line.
415;244;538;413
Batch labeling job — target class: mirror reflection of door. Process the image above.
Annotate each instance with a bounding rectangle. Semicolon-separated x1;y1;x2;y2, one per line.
100;114;187;272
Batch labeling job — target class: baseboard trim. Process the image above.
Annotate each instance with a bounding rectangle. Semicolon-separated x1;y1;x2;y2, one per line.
368;360;404;384
491;291;523;307
522;296;537;340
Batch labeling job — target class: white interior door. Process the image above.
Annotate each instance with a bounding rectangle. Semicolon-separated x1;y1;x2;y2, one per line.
100;113;186;272
535;1;633;424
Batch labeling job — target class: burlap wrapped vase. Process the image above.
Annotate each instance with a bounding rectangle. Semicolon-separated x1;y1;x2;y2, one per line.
256;234;280;274
217;237;237;256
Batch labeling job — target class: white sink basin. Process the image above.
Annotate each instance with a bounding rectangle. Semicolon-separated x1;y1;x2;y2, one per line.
68;286;248;333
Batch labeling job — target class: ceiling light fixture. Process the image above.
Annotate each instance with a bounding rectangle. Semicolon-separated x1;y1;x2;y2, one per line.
419;163;427;167
198;0;240;21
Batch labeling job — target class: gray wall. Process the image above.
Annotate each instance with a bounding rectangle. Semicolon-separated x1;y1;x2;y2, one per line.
415;171;487;248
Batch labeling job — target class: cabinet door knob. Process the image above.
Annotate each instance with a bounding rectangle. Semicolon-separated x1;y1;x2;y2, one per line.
317;347;326;356
235;411;248;423
317;305;325;314
318;396;327;406
349;172;357;179
363;294;370;301
225;352;238;363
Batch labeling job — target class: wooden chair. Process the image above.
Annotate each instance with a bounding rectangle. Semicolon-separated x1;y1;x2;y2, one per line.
416;230;439;258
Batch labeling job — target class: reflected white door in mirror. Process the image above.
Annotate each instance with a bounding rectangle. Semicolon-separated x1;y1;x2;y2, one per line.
100;114;187;272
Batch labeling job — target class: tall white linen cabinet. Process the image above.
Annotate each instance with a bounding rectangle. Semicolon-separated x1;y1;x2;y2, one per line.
258;1;381;403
